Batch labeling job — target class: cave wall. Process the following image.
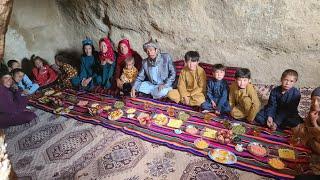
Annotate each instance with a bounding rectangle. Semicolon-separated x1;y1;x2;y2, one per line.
3;0;320;86
0;0;13;62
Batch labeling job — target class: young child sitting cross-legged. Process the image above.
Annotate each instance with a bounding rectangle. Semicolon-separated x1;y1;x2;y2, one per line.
229;68;261;123
167;51;206;106
256;69;303;130
54;54;78;88
11;68;39;95
119;56;138;96
201;64;231;115
31;55;58;87
7;60;39;95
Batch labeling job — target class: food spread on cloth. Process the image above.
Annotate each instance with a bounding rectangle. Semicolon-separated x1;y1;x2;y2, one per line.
126;108;136;114
208;149;237;164
44;89;55;96
166;119;183;129
202;128;217;139
247;142;268;157
216;130;232;144
53;107;70;115
77;100;88;107
231;124;246;135
194;138;209;149
268;158;285;170
177;111;190;121
108;109;124;120
114;101;125;109
38;96;51;104
186;125;199;135
278;149;295;160
103;105;112;111
137;113;152;126
153;113;169;126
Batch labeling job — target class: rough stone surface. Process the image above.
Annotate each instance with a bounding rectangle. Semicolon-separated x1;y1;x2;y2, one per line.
3;0;320;86
0;0;13;62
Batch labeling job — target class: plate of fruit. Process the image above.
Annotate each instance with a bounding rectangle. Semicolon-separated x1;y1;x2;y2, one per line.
216;130;233;144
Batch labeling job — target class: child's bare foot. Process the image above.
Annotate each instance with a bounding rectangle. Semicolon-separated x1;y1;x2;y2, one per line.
271;123;277;131
215;110;221;115
202;110;210;113
267;118;273;128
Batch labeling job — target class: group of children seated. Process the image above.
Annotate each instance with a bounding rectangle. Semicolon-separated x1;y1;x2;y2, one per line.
0;37;319;157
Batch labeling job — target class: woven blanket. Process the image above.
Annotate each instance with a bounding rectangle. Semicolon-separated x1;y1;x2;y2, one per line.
28;89;313;179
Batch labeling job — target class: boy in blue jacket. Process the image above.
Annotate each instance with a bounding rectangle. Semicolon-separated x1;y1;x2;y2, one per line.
255;69;303;130
201;64;230;115
8;60;39;95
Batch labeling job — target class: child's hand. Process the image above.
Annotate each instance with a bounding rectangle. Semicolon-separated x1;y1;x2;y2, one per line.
271;123;277;131
22;90;29;95
106;59;113;64
267;117;273;128
101;60;107;65
310;111;319;127
131;89;136;98
116;79;123;88
184;96;190;105
158;84;165;91
215;110;221;115
211;100;216;108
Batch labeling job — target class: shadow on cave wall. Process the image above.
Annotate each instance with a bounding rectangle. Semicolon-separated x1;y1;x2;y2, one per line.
20;48;81;79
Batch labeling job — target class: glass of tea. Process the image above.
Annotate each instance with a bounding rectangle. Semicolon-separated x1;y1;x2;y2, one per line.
203;113;211;123
167;106;175;117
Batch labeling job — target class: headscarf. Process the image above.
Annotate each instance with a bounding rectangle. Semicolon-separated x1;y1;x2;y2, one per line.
143;39;159;51
311;87;320;97
99;37;115;62
117;39;134;64
82;37;93;46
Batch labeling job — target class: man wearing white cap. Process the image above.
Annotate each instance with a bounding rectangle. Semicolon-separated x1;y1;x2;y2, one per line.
131;39;176;99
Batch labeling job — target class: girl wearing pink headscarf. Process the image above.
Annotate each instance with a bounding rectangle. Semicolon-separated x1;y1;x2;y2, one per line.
97;37;116;89
115;39;142;91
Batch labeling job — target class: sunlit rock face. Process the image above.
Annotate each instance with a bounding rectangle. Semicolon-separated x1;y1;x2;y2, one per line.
4;0;320;86
0;0;13;62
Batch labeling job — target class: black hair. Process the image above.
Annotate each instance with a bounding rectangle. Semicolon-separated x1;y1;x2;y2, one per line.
281;69;298;81
54;54;65;63
212;64;226;71
184;51;200;62
235;68;251;79
82;43;97;57
11;68;24;76
7;59;19;68
31;54;49;66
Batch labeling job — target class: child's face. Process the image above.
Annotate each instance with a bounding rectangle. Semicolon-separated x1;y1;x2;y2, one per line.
281;75;297;91
145;47;157;59
236;78;250;89
84;45;92;56
55;59;62;67
186;60;198;71
11;62;20;71
126;60;134;69
119;43;129;55
311;96;320;112
34;59;43;69
213;69;225;81
1;75;13;88
13;72;24;83
100;41;108;53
